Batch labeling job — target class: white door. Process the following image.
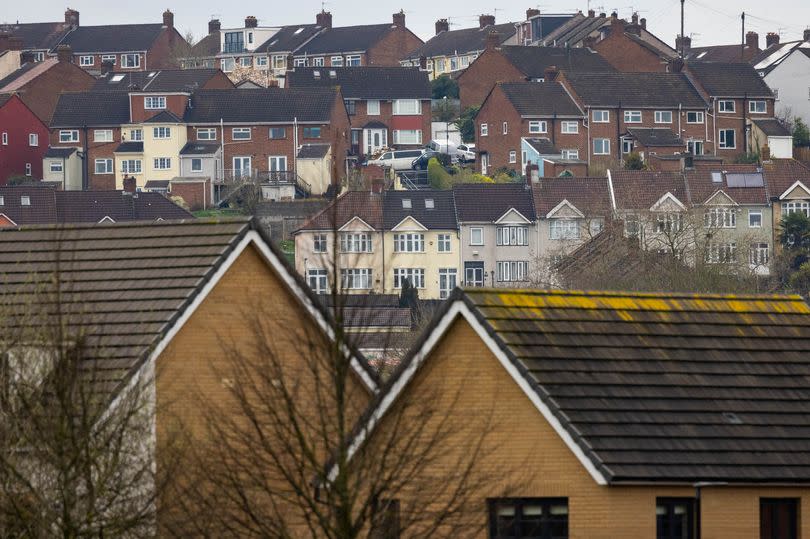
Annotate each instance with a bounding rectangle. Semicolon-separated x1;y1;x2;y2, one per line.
480;153;489;176
439;268;457;299
268;156;287;181
307;269;328;294
233;156;251;179
364;128;387;155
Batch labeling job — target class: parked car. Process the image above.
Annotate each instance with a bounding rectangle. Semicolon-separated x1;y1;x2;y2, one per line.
426;139;458;155
411;151;453;170
457;143;476;163
367;149;424;170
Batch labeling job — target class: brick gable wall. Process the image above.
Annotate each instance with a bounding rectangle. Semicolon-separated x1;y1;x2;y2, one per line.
593;31;669;73
367;27;424;67
458;48;526;111
16;61;96;124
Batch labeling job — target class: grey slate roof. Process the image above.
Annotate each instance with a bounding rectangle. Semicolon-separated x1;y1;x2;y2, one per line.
498;45;616;77
627;128;684;147
0;62;40;90
532;176;611;215
383;190;457;230
180;142;220;155
687;62;773;97
259;24;322;53
50;92;130;127
296;23;395;55
298;191;384;231
144;110;182;123
404;22;516;60
92;69;229;93
44;146;77;158
753;118;791;137
563;72;708;108
189;32;220;57
287;67;430;100
452;182;536;222
184;88;337;124
524;137;559;154
54;23;165;53
297;144;330;159
114;141;144;153
0;21;71;51
498;82;583;117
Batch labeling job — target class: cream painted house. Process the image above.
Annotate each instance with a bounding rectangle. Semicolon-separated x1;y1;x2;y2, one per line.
42;147;82;190
115;114;187;190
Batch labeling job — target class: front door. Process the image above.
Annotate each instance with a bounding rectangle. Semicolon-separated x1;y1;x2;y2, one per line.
480;153;489;176
439;268;458;299
464;262;484;287
364;128;387;155
233;156;252;179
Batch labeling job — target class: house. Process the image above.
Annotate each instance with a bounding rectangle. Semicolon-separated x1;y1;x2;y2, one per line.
400;15;519;80
750;30;810;126
476;81;585;175
0;94;49;184
751;119;793;159
181;19;222;69
452;182;537;288
0;8;77;63
513;9;577;46
90;68;233;93
761;159;810;253
335;286;810;538
286;66;431;157
457;42;615;110
682;31;762;63
521;138;588;179
53;10;189;72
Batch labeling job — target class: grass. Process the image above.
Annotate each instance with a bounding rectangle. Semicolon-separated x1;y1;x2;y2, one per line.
192;208;244;218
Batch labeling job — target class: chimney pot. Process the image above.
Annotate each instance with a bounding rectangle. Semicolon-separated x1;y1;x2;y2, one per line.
123;177;137;194
479;14;495;29
631;12;638;24
316;10;333;29
485;30;500;50
56;44;72;63
208;19;221;34
588;9;595;17
804;28;810;42
526;8;540;20
640;17;646;29
64;8;79;27
435;18;449;35
746;31;759;49
766;32;780;48
392;10;406;28
676;34;691;53
245;16;258;28
163;9;174;29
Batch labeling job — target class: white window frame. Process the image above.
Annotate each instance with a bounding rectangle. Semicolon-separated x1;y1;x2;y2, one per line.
438;268;457;299
330;56;343;67
593;138;611;155
704;207;736;228
719;129;736;149
480;123;488;137
239;57;252;68
749;210;762;228
509;150;517;163
561;121;578;134
392;130;422;145
624;110;642;123
686;111;705;124
197;128;216;140
497;225;528;246
79;55;94;66
313;234;328;253
59;130;79;143
232;127;251;140
654;110;673;124
49;161;63;173
28;133;38;146
94;158;113;174
312;57;324;67
592;110;609;123
153;127;171;140
153;157;172;170
496;261;528;282
393;99;421;115
528;120;547;134
190;158;203;172
1;132;6;145
340;268;372;290
718;100;735;113
393;268;425;289
393;233;425;253
550;219;580;240
503;121;508;135
129;129;143;141
782;201;810;217
339;232;373;253
101;54;116;65
345;54;361;66
144;96;167;110
470;227;484;246
437;234;451;252
93;129;113;143
121;53;140;69
749;100;767;114
367;100;381;115
269;127;286;139
706;242;737;264
121;159;142;174
749;242;769;266
561;149;579;159
20;195;31;206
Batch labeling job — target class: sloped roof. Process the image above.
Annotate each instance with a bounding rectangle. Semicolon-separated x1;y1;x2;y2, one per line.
685;164;769;205
761;159;810;197
497;81;582;117
189;32;220;57
610;170;690;210
297;144;330;159
296;23;396;55
179;141;220;155
685;44;760;63
287;66;430;100
687;62;773;97
753;118;791;137
452;182;536;222
0;186;58;225
54;23;165;53
524;137;558;154
751;41;806;74
0;60;55;92
259;24;322;53
627;128;684;147
92;68;229;93
404;22;515;60
564;72;707;108
184;88;337;124
541;12;606;46
144;110;182;123
383;190;457;230
114;141;144;153
532;176;611;215
298;191;384;231
44;146;77;158
0;21;71;50
50;92;130;127
497;45;615;77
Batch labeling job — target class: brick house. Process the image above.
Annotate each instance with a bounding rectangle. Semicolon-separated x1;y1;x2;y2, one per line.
476;81;585;176
683;31;762;63
590;13;678;72
457;39;615;110
286;66;431;157
0;94;49;183
0;8;77;62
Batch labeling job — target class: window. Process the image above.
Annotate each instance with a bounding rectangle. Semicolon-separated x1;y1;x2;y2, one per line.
719;129;736;149
393;99;421;115
59;130;79;143
313;234;327;253
704;207;736;228
718;100;735;113
750;243;770;266
28;134;38;146
488;498;568;539
153;157;172;170
268;156;287;171
130;128;143;141
393;233;425;253
497;226;528;246
529;120;547;134
503;121;508;135
303;127;321;139
223;31;244;53
272;55;286;69
656;213;683;233
345;55;361;66
760;498;798;539
49;161;63;173
340;268;372;290
749;210;762;228
1;132;6;145
706;242;737;264
624;110;642;123
509;150;517;163
340;233;372;253
367;100;380;115
621;138;634;154
121;159;142;174
121;54;140;68
592;110;609;123
0;196;4;205
293;58;308;67
392;130;422;145
625;214;640;237
221;57;235;72
402;199;412;209
749;100;767;114
782;201;810;217
686;111;705;123
393;268;424;289
424;198;434;209
252;56;268;69
20;196;31;206
197;128;216;140
655;110;673;123
239;57;251;68
561;149;579;159
311;57;324;67
438;268;457;299
190;158;203;172
593;138;611;155
497;261;529;282
93;129;113;142
144;96;166;110
344;100;356;115
331;56;343;67
79;55;94;66
470;227;484;245
480;123;488;137
269;127;286;139
232;127;251;140
94;158;113;174
561;121;578;134
437;234;451;252
687;140;704;155
24;163;32;176
153;127;171;139
656;498;694;539
550;219;580;240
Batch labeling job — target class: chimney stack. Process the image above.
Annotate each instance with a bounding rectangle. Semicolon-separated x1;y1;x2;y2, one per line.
435;18;449;35
640;17;646;29
583;35;597;49
588;9;595;17
526;8;540;19
485;30;500;50
479;14;495;29
316;10;332;29
163;10;174;29
123;177;137;194
245;16;258;28
392;10;406;28
56;44;72;63
804;28;810;42
419;55;427;69
64;8;79;27
543;65;559;81
746;31;759;49
208;19;221;34
766;32;780;48
676;34;691;54
631;12;638;25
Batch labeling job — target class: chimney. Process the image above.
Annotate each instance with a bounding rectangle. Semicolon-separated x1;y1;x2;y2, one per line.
56;44;72;63
526;8;540;20
766;32;780;48
804;28;810;42
583;35;597;49
485;30;500;51
588;9;595;17
245;16;258;28
479;14;495;29
543;65;559;81
611;11;618;20
761;144;771;161
316;10;333;29
631;12;639;25
123;177;137;194
163;9;174;29
669;57;684;73
208;19;221;34
435;18;449;35
419;55;427;69
64;8;79;27
640;17;646;29
676;34;691;54
392;10;406;28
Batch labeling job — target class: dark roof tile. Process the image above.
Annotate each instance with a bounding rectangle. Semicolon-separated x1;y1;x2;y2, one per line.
259;24;322;52
404;22;515;60
0;21;71;50
627;127;684;147
753;118;791;137
498;45;616;77
383;190;457;230
564;72;707;108
50;92;130;127
179;141;220;155
55;24;165;53
687;62;773;97
92;68;229;93
298;191;383;231
453;182;536;222
498;81;583;117
297;144;330;159
287;66;430;99
184;88;337;124
296;23;396;55
114;141;144;153
610;170;689;210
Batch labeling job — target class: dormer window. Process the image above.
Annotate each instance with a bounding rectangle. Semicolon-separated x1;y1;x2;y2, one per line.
402;199;412;209
144;96;166;110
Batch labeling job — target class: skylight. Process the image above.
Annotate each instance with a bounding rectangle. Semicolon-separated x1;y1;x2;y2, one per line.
711;172;722;183
402;199;412;209
425;199;434;209
148;71;157;78
329;70;337;78
110;74;125;82
294;27;304;34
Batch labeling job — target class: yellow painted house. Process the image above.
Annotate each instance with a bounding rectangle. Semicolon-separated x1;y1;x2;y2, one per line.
114;112;187;190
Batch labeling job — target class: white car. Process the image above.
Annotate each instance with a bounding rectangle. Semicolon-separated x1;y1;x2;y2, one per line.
367;149;424;170
456;143;476;163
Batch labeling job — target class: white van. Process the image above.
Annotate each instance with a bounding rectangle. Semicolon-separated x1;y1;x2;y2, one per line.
367;149;424;170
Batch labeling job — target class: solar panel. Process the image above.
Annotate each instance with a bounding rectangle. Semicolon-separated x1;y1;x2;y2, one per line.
726;173;746;187
725;173;764;188
744;173;764;187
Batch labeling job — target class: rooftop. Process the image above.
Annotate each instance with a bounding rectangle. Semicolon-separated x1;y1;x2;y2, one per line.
286;66;430;100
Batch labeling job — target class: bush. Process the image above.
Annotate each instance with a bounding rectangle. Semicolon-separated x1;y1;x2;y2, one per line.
624;151;646;170
427;158;453;189
454;106;479;143
794;118;810;147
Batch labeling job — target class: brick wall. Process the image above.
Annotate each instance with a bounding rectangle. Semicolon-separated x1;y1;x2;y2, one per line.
15;61;95;124
145;27;188;69
347;98;431;156
50;126;121;190
367;26;424;67
593;30;668;72
74;52;146;72
457;48;526;111
130;94;189;123
712;97;775;160
170;178;210;210
0;96;49;183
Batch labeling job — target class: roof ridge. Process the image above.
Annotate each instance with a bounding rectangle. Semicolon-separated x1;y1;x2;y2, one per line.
462;287;807;302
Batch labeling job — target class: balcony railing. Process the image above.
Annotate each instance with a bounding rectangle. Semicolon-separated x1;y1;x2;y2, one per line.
218;169;311;198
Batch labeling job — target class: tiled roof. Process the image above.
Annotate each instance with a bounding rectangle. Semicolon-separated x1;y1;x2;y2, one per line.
563;72;707;108
627;127;684;147
50;92;130;127
0;21;71;50
184;88;337;124
179;141;220;155
610;170;689;210
0;61;44;91
538;12;605;46
685;44;760;63
457;288;810;483
259;24;322;53
524;138;558;154
497;45;615;78
144;180;171;190
753;118;791;137
297;144;330;159
342;307;411;328
298;191;383;231
687;62;773;97
296;23;396;55
144;110;182;123
44;146;77;158
685;164;769;205
287;66;430;100
92;69;229;93
452;182;536;222
498;81;583;117
114;141;144;153
532;176;611;215
751;41;805;74
383;190;457;230
189;32;220;57
403;22;515;60
761;159;810;198
54;23;165;53
0;186;58;225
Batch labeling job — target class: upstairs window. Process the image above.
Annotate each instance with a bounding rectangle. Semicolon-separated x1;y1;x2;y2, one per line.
269;128;286;139
345;100;357;115
550;219;580;240
657;498;694;539
561;121;578;134
330;56;343;67
197;128;216;140
121;54;140;69
59;130;79;143
144;96;166;110
592;110;609;123
232;127;251;140
624;110;642;123
130;129;143;141
79;55;94;66
488;498;568;539
749;100;767;114
303;127;322;139
704;207;736;228
529;120;547;134
686;111;705;123
480;123;489;137
94;130;113;143
655;110;673;123
393;233;425;253
153;127;171;139
718;100;735;113
367;100;381;115
393;99;421;115
340;232;372;253
497;226;528;246
313;234;327;253
28;134;38;146
345;54;361;66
